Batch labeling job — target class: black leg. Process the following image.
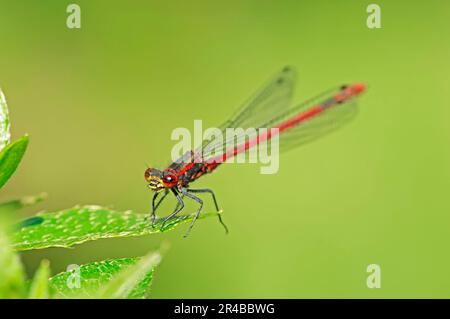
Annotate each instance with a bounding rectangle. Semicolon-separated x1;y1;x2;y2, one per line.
179;188;203;238
173;193;185;211
187;188;228;234
154;189;169;212
160;188;185;230
150;192;159;225
150;189;169;226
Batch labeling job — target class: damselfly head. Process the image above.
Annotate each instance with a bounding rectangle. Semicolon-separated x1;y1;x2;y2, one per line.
144;168;165;192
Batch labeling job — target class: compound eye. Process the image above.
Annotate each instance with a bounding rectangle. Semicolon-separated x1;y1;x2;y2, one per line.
162;173;177;187
144;168;153;181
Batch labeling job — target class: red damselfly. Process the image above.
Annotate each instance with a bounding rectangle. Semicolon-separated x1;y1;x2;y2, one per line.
145;66;365;237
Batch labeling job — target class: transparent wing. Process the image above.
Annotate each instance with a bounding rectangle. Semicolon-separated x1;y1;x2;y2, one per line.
278;99;358;153
198;86;343;162
218;66;297;130
192;66;297;162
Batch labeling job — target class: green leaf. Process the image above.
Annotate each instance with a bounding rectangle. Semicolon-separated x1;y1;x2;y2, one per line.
49;255;159;298
0;193;47;214
28;259;50;299
12;205;218;251
0;88;10;152
97;251;161;299
49;258;139;298
0;135;29;189
0;226;26;298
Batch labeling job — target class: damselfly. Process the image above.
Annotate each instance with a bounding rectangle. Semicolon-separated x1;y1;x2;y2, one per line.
145;66;365;237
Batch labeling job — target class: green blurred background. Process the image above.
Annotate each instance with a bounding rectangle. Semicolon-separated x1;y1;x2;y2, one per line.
1;0;450;298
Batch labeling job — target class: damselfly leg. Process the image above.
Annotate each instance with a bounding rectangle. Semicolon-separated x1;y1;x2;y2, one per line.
173;193;185;212
160;188;185;230
150;189;169;226
188;188;228;234
179;188;204;238
155;187;228;237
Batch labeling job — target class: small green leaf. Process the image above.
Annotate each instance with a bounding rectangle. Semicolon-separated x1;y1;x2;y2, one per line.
97;251;161;299
0;135;29;189
49;255;159;298
28;259;50;299
12;205;218;251
49;258;139;298
0;193;47;214
0;89;10;152
126;262;156;299
0;226;26;298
